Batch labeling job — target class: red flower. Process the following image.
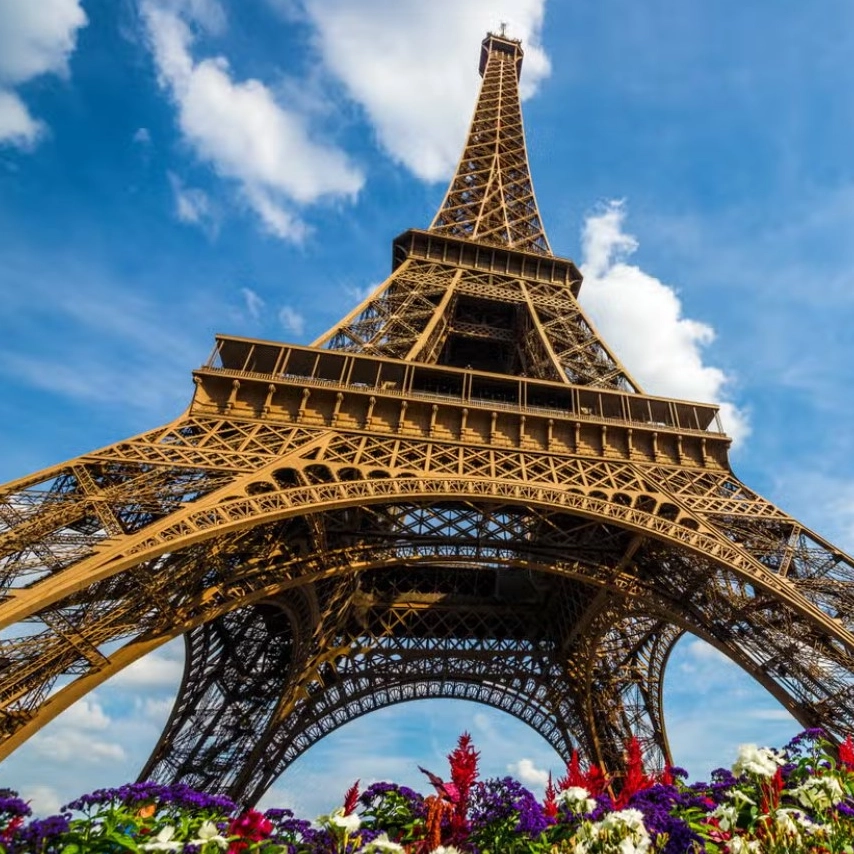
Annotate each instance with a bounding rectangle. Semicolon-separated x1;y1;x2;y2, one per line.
447;732;479;841
543;773;558;820
1;816;24;841
228;809;274;842
759;766;785;814
583;764;609;797
557;748;609;796
343;779;360;816
614;736;654;809
557;749;584;791
840;734;854;771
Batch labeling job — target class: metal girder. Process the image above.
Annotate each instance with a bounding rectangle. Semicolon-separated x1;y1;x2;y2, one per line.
2;28;854;810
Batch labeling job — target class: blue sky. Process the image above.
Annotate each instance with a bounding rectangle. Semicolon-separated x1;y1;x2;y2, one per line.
2;0;854;818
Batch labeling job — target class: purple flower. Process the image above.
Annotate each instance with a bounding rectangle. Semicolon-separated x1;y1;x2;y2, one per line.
470;777;549;838
1;812;70;854
0;794;32;819
629;784;704;854
64;782;235;815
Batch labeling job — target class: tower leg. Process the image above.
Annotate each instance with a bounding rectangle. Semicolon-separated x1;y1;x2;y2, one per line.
140;591;315;794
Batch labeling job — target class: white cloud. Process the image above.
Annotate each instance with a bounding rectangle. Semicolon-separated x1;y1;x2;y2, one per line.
20;785;63;816
140;697;177;719
111;650;184;688
133;126;152;145
241;287;265;321
244;186;308;242
579;201;750;445
141;0;363;240
27;697;128;766
159;0;227;34
279;305;305;336
507;757;549;790
57;696;111;730
666;635;799;780
345;282;379;305
168;171;217;233
296;0;550;181
0;89;42;147
0;0;87;147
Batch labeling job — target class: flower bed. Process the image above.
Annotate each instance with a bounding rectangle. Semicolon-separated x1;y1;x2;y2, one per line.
2;729;854;852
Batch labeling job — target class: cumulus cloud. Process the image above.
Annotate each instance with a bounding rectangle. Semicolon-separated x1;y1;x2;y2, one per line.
0;0;87;146
20;785;63;816
579;202;750;445
294;0;550;181
111;649;184;688
507;757;549;790
0;90;42;147
141;0;363;240
29;697;127;765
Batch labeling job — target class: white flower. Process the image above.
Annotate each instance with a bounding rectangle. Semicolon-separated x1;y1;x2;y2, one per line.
587;809;651;854
557;786;596;814
727;789;756;807
773;808;802;836
140;826;180;852
600;808;647;832
710;803;739;832
772;807;830;837
792;775;845;810
732;744;784;778
318;808;362;835
729;838;761;854
358;833;404;853
329;809;361;834
189;820;228;850
430;847;462;854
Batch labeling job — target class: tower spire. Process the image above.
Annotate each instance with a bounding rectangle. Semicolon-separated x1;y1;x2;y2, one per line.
430;31;551;254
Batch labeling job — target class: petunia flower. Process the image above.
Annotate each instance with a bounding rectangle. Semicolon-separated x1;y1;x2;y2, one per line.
731;744;784;778
357;832;405;852
319;807;361;834
557;786;596;814
139;825;180;852
189;820;228;850
792;775;845;810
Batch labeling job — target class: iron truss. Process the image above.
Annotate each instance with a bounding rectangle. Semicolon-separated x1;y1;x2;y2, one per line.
1;30;854;806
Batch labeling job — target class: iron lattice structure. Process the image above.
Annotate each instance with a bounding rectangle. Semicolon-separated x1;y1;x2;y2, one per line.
2;32;854;805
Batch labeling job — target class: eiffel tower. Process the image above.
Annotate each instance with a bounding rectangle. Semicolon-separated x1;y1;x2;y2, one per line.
2;30;854;806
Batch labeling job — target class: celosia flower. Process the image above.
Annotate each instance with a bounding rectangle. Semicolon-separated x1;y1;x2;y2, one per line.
731;743;784;778
343;780;361;815
614;737;654;809
543;773;558;820
839;733;854;770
